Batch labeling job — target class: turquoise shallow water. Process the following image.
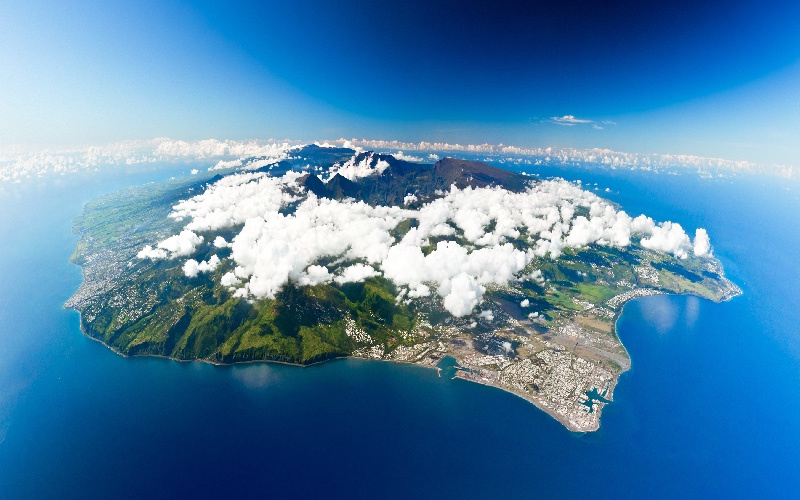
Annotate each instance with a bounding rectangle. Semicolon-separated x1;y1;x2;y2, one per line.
1;164;799;498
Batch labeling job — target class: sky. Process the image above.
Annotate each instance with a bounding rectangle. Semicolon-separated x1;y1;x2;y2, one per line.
1;0;799;165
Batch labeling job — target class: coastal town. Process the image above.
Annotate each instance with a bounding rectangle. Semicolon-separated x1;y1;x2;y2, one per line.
342;255;739;432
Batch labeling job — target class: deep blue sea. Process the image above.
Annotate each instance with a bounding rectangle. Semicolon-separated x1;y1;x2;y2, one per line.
1;162;799;498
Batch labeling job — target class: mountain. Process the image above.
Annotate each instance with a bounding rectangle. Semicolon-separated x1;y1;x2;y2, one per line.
297;152;528;205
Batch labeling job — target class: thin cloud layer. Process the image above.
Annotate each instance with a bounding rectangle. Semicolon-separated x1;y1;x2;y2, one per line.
138;161;713;317
3;137;794;184
550;115;593;126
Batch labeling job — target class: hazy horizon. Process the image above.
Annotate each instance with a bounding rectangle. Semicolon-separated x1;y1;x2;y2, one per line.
2;0;799;166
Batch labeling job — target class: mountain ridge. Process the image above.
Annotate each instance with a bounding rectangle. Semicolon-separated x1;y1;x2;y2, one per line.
297;153;529;205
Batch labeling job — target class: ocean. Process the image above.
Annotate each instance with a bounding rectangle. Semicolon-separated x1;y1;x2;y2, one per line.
1;161;799;498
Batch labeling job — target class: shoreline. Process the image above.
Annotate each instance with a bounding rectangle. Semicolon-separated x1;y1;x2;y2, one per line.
71;307;612;433
66;280;742;434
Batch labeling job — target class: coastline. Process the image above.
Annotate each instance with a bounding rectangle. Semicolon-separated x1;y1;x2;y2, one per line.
69;304;619;433
66;267;742;435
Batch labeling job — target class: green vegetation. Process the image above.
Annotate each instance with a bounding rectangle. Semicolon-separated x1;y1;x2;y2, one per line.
576;283;619;304
76;233;417;363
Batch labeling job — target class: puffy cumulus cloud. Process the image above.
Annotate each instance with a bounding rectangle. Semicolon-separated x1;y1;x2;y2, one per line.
335;263;380;284
137;246;167;260
478;309;494;321
633;217;693;259
381;241;526;316
391;151;424;162
626;214;710;259
170;171;302;232
298;265;332;286
227;195;405;299
183;255;220;277
403;194;418;205
442;273;484;317
324;153;389;182
693;228;712;257
158;230;204;257
339;140;364;154
402;181;640;260
138;230;203;260
140;169;714;318
220;271;240;287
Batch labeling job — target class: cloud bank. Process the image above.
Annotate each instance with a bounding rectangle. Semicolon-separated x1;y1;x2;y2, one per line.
138;163;714;318
2;137;794;185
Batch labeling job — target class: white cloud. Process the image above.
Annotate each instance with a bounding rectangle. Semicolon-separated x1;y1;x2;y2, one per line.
551;115;593;126
324;152;390;182
220;272;240;287
157;230;204;258
298;265;332;286
520;299;530;308
381;240;526;316
170;171;302;232
183;255;220;278
210;159;242;171
137;245;167;260
478;309;494;321
3;137;793;186
392;151;424;162
139;229;203;260
693;228;712;256
226;195;405;299
334;263;380;284
441;273;484;317
213;236;231;248
636;219;693;259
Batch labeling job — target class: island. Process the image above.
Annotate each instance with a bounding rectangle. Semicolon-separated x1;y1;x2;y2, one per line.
66;145;741;432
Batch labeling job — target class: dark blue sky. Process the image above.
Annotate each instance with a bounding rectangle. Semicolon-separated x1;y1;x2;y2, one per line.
198;0;800;120
2;0;799;163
